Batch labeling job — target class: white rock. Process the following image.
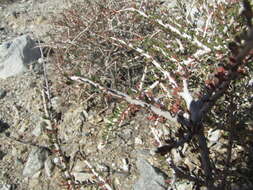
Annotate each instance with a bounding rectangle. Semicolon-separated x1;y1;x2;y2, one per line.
0;184;11;190
121;158;130;172
248;78;253;87
0;35;41;79
174;181;194;190
135;137;143;145
207;129;221;147
171;149;183;164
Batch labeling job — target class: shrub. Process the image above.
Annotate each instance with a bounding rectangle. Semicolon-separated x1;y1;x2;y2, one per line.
49;0;253;189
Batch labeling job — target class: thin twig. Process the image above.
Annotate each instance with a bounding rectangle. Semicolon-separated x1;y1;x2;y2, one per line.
84;160;113;190
139;65;147;91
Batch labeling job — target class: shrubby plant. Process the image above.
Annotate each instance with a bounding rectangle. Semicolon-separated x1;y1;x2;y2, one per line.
49;0;253;189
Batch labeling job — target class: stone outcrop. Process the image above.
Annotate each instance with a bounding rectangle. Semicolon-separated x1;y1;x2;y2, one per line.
0;35;41;79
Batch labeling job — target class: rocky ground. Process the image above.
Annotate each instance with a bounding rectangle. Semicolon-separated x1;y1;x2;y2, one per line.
0;1;73;190
0;0;251;190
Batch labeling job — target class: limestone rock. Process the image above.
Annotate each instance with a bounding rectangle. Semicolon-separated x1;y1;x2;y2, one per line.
133;158;168;190
0;35;41;79
22;147;49;177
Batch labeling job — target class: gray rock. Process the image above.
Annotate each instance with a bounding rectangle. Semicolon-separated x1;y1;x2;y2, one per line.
163;0;177;9
0;35;41;79
0;150;6;160
44;156;54;177
133;158;168;190
0;89;7;99
31;124;42;137
22;147;49;177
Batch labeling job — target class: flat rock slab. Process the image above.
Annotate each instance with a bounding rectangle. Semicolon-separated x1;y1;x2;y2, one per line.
0;35;41;79
133;157;168;190
22;147;49;177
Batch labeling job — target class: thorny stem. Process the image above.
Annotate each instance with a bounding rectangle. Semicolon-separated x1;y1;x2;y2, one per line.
37;36;77;190
220;94;236;189
70;75;178;123
197;124;215;189
188;26;253;190
198;27;253;124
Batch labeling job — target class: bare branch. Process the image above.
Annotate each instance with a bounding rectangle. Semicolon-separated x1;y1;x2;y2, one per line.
197;125;215;189
70;76;178;123
179;79;193;110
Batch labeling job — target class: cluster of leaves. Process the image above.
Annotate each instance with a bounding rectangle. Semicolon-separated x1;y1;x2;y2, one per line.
49;0;253;189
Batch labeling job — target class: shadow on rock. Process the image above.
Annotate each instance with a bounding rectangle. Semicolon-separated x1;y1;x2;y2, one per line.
0;120;10;133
